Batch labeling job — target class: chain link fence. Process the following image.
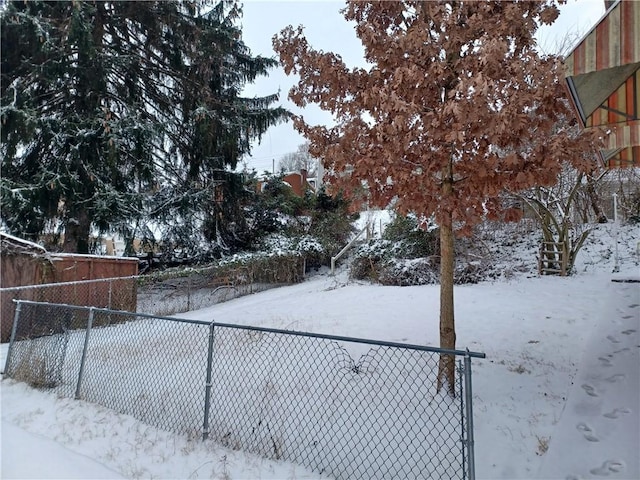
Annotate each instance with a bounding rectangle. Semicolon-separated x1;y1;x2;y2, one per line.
0;265;296;342
136;265;271;317
0;276;137;342
4;300;484;480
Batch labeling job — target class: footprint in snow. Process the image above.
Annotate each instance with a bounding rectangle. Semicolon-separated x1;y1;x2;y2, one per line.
581;384;599;397
606;335;621;344
613;347;630;354
598;356;614;367
621;329;636;335
576;422;600;442
605;373;625;383
621;315;635;319
576;422;590;432
603;407;632;419
590;459;625;476
628;303;639;308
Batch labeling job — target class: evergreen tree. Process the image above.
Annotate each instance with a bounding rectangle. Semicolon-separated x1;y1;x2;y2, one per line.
1;0;287;254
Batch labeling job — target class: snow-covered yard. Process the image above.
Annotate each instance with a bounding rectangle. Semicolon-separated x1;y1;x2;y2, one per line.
1;223;639;479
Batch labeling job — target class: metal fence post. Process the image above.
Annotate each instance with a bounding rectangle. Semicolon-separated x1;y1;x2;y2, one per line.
75;307;95;400
187;277;192;312
202;321;215;440
464;350;476;480
458;360;467;480
4;300;23;375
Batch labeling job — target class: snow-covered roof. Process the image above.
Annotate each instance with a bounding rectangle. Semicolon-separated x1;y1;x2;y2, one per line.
0;232;138;261
48;252;139;262
0;232;47;253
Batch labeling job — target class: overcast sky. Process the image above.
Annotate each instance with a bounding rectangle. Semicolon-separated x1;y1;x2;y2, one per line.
238;0;607;174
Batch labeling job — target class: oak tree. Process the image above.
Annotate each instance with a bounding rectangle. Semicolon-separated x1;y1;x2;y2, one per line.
274;0;600;393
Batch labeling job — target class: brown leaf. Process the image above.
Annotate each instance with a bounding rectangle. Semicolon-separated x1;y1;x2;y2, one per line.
273;0;595;233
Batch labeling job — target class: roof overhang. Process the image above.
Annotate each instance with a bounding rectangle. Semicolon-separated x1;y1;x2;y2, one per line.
566;62;639;125
563;0;639;168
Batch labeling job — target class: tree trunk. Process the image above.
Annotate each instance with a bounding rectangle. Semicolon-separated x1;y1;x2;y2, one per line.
437;170;456;396
586;172;607;223
62;208;91;254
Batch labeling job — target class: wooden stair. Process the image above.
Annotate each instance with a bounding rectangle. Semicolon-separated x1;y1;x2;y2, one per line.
538;241;568;276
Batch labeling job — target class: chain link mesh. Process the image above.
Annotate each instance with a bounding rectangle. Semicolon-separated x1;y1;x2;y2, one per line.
206;327;467;478
4;301;476;479
1;274;282;342
1;277;136;342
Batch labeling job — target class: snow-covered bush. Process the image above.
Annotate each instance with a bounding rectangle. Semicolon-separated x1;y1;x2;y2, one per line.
377;258;439;286
242;179;355;270
351;241;489;286
295;234;325;270
382;213;438;258
351;214;441;285
256;233;297;254
219;252;304;284
351;213;498;285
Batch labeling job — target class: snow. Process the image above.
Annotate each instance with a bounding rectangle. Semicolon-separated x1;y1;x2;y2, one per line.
1;382;322;480
1;421;125;479
537;279;639;480
0;232;47;252
48;252;139;262
1;222;639;479
354;208;392;238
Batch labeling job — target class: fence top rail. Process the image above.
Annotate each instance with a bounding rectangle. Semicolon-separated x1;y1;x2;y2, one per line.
1;275;139;292
211;320;487;358
12;299;211;327
13;299;486;359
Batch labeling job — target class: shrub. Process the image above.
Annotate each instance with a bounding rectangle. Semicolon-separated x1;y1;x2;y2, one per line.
351;213;439;284
378;258;439;286
351;213;493;285
11;333;69;389
241;182;355;270
382;213;438;258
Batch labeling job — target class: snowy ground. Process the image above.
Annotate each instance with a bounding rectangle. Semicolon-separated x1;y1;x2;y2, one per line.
1;222;639;479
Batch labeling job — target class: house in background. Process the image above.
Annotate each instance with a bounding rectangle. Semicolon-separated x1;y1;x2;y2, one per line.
564;0;639;169
257;168;320;197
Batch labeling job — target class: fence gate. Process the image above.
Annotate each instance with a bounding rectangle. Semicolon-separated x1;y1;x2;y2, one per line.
4;300;485;480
